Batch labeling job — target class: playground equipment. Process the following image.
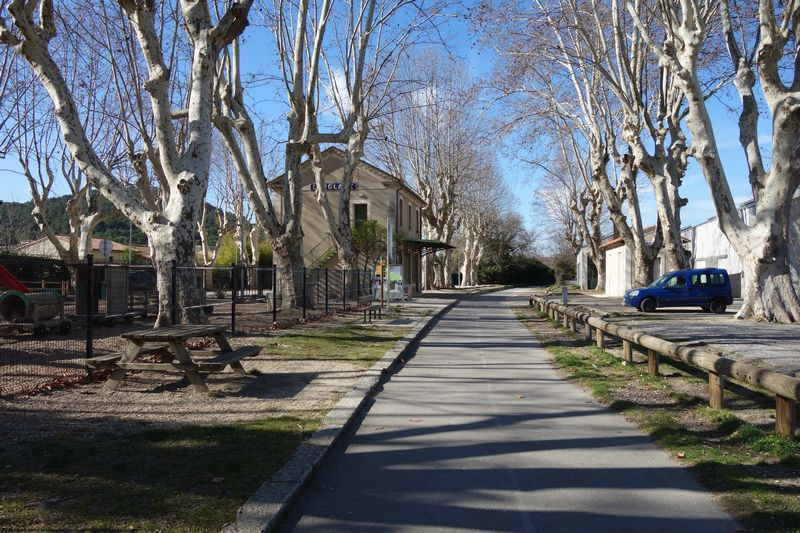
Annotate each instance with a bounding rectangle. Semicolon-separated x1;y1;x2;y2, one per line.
0;264;71;336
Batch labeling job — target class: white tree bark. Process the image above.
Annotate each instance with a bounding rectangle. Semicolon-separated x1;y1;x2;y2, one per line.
215;0;337;308
375;55;480;289
1;0;254;325
629;0;800;322
312;0;438;269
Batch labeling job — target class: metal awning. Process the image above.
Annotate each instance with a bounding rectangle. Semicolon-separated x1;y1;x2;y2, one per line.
400;238;455;256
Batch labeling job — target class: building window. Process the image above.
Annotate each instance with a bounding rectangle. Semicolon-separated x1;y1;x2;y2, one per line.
399;197;404;226
354;203;368;226
408;204;411;230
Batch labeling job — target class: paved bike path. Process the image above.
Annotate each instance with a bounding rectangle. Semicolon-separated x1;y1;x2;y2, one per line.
278;288;737;532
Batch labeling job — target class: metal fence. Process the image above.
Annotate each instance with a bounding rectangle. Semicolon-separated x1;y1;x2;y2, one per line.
1;255;375;398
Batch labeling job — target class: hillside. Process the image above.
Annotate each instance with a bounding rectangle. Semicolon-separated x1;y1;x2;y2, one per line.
0;194;225;248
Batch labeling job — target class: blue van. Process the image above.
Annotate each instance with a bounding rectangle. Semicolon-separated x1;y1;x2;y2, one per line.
623;268;733;314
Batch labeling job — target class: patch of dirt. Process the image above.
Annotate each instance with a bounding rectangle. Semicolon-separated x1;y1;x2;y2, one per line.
0;354;360;444
0;303;435;444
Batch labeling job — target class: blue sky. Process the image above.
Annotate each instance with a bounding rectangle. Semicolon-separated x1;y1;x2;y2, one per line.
0;8;764;249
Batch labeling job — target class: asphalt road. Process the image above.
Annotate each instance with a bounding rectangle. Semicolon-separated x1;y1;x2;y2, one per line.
277;288;737;533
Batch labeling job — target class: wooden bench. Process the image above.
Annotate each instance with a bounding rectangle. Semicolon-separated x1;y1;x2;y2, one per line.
183;346;262;374
85;344;170;369
101;325;263;394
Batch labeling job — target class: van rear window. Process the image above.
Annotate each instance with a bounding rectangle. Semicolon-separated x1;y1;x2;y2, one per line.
691;273;708;285
709;273;726;286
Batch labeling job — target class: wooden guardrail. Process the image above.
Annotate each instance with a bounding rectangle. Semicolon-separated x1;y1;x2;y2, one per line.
531;295;799;438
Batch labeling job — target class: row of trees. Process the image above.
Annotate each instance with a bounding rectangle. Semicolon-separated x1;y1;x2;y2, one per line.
0;0;521;325
475;0;800;323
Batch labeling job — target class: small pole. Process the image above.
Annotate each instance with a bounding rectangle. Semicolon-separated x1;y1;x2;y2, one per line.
647;349;659;376
272;268;277;325
709;372;725;409
85;254;94;359
342;269;347;311
775;396;797;437
231;264;237;335
302;267;307;320
622;340;633;362
170;259;178;325
356;269;360;305
380;262;385;308
325;268;329;314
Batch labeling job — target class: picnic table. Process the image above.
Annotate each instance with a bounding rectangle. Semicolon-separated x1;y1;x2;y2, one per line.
87;324;261;394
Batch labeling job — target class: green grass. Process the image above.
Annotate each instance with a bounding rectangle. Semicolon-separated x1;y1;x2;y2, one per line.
514;306;800;532
1;321;410;531
257;324;408;366
0;417;320;531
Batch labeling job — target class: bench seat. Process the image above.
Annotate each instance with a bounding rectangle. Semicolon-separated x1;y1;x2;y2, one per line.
84;343;171;368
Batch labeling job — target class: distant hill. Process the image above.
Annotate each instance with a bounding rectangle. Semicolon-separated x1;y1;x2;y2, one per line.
0;194;226;248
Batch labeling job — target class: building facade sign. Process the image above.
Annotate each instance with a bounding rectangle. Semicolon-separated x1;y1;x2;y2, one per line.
309;183;359;191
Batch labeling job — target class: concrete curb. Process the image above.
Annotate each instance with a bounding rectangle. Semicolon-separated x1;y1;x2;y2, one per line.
227;298;462;533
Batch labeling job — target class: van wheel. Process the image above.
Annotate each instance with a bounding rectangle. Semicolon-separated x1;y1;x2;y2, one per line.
640;297;657;313
710;300;726;314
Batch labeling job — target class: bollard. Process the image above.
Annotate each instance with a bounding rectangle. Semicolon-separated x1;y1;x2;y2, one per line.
647;349;659;376
775;396;797;438
708;371;725;409
623;340;633;362
596;329;605;350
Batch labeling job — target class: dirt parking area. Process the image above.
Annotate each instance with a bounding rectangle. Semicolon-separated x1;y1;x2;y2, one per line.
540;291;800;375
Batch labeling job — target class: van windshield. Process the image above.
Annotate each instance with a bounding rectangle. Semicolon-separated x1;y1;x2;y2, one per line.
649;275;670;288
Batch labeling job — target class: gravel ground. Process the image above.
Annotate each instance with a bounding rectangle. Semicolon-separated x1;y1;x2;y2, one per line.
0;289;469;445
538;291;800;375
0;351;363;444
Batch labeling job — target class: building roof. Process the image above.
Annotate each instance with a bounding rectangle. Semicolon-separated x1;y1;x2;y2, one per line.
400;238;455;256
268;146;426;205
599;225;658;250
15;235;150;257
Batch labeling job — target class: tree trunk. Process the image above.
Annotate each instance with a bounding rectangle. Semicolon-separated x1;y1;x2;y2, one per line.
423;253;435;290
738;251;800;322
652;175;686;272
591;250;606;293
460;233;474;287
473;244;485;286
149;219;203;327
273;234;303;311
631;246;655;289
442;249;454;288
433;254;446;288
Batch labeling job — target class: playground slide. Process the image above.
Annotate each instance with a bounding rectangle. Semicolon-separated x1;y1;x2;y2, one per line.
0;264;29;293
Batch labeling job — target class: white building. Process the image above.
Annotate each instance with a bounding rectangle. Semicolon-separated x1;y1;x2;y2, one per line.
577;198;800;298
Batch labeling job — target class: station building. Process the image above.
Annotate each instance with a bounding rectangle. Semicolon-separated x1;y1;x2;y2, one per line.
270;147;441;292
